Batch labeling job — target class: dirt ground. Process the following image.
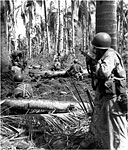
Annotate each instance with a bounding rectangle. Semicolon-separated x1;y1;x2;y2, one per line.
1;60;128;149
1;65;102;149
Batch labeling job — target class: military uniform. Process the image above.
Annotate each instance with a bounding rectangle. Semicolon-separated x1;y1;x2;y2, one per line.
66;60;83;80
13;74;33;99
14;83;33;99
91;32;128;150
51;59;61;71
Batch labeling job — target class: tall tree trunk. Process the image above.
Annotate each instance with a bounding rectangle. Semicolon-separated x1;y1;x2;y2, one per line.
28;6;32;58
58;0;64;57
119;0;124;54
65;0;69;55
44;0;50;54
55;13;59;56
71;0;75;58
96;0;117;50
1;1;10;73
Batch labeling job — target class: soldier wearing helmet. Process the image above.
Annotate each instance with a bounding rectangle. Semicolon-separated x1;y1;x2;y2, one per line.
13;74;33;99
90;32;128;150
51;57;61;71
92;32;111;60
13;74;23;83
66;59;84;80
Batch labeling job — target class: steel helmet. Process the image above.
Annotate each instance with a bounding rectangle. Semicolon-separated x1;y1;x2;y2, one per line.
92;32;111;49
73;59;78;63
13;74;23;83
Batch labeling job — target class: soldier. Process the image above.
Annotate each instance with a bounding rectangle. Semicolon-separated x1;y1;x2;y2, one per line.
11;50;27;72
51;58;61;71
89;32;128;150
11;51;22;66
11;65;22;75
13;74;33;99
66;59;84;80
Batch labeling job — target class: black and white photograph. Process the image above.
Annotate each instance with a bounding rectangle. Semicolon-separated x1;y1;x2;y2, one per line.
1;0;128;149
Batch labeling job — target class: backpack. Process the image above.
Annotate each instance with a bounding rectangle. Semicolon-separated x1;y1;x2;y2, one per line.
112;51;126;95
102;49;126;96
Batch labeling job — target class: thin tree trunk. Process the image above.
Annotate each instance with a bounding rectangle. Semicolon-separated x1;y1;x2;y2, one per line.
119;0;124;54
85;0;88;51
57;0;61;56
55;12;59;55
82;16;86;52
65;0;69;55
58;0;64;57
71;0;75;58
7;12;11;55
28;6;32;58
96;0;117;50
44;0;50;54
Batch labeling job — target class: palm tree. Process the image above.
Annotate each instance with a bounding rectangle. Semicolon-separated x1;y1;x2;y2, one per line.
117;0;128;53
44;0;51;54
96;0;117;50
57;0;64;57
78;0;88;51
1;0;14;73
54;4;59;57
64;0;69;55
71;0;79;58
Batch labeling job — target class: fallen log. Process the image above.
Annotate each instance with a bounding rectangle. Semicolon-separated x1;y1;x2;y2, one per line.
2;99;91;112
29;70;66;78
29;69;88;79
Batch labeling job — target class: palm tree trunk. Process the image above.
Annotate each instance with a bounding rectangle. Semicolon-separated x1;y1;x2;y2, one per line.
119;0;124;54
55;11;59;56
82;16;86;52
58;0;64;57
3;99;90;112
65;0;69;55
96;0;117;50
28;6;32;58
1;1;10;73
44;0;50;54
7;11;10;55
71;0;75;58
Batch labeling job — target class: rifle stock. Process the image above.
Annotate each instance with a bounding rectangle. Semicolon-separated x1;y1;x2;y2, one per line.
81;50;96;61
81;50;97;90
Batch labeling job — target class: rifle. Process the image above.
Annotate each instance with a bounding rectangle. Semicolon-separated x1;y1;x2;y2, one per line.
81;50;97;90
68;72;94;115
66;71;88;114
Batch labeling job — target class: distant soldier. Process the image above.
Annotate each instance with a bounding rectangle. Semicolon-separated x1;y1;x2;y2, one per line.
11;50;27;72
51;58;61;71
11;51;22;65
11;65;22;75
66;59;84;80
13;74;33;99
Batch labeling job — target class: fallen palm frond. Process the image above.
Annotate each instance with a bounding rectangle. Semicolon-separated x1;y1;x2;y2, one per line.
0;109;95;149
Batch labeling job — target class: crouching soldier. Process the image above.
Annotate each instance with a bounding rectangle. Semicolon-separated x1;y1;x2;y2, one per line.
66;59;84;80
51;58;61;71
11;65;22;75
11;50;27;73
13;74;33;99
